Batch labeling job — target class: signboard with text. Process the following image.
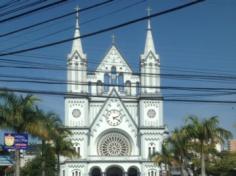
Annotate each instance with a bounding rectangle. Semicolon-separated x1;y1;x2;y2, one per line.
4;133;28;150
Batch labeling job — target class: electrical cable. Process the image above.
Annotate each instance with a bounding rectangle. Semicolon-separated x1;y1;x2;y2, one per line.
0;0;206;56
0;0;146;52
0;0;69;24
0;0;49;18
0;0;19;10
0;87;235;104
0;0;115;38
0;71;236;92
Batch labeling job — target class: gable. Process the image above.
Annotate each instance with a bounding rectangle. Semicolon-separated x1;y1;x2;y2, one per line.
96;45;133;73
90;89;137;136
67;50;86;62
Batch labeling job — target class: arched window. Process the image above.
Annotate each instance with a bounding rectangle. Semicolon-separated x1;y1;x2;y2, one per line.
136;82;140;95
118;73;124;91
104;72;110;92
111;66;117;85
148;143;156;156
88;81;92;95
72;170;80;176
148;147;151;157
125;81;131;95
148;170;157;176
97;80;103;95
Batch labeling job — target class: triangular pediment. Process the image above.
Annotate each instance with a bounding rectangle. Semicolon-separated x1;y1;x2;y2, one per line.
141;50;159;62
90;88;137;135
96;45;132;73
67;50;86;61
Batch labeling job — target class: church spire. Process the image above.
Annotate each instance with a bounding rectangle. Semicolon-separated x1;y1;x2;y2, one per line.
71;7;85;57
140;7;160;95
144;7;156;55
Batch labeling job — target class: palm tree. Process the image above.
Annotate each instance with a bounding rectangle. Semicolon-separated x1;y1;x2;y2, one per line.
0;91;48;176
185;116;232;176
35;108;63;176
151;141;173;176
51;127;77;176
168;128;190;176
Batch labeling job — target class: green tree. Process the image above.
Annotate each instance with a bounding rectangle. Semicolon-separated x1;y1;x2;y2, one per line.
207;151;236;176
35;108;77;176
21;143;56;176
35;108;63;176
151;141;174;176
169;128;191;176
185;116;232;176
0;92;48;176
151;128;191;176
52;127;77;176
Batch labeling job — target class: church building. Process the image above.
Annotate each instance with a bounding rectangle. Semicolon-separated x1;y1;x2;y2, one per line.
61;8;168;176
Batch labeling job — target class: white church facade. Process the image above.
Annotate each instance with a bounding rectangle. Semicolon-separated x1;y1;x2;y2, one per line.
61;9;168;176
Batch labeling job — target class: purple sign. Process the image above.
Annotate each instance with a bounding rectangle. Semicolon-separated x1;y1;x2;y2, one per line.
4;133;28;150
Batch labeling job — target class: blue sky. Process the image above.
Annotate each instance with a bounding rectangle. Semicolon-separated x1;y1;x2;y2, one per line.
0;0;236;140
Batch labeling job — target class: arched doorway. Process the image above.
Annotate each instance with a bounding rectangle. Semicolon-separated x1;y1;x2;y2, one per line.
128;167;139;176
90;167;102;176
106;166;123;176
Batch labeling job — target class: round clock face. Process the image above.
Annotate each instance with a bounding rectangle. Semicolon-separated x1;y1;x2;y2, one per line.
72;109;81;118
106;109;122;126
147;109;156;118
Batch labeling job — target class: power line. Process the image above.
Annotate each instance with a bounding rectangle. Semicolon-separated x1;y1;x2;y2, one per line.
1;59;236;83
0;0;115;38
0;0;28;12
6;52;236;77
0;0;20;10
0;87;235;104
0;0;146;51
0;0;206;56
0;0;69;24
0;0;49;18
0;72;235;92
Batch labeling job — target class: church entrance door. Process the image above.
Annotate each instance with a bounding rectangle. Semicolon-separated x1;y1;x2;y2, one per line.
106;166;123;176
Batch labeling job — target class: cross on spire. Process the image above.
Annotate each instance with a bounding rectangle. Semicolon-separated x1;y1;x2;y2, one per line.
75;6;80;28
112;34;116;45
146;7;152;16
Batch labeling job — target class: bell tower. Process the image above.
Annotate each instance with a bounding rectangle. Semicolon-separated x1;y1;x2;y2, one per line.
67;7;87;94
140;8;160;95
139;9;164;159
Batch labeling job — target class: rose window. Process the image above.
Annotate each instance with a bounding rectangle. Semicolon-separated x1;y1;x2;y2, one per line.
98;132;131;156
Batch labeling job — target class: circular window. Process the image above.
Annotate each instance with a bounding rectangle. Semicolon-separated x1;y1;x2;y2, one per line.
147;109;156;118
72;109;81;118
98;132;131;156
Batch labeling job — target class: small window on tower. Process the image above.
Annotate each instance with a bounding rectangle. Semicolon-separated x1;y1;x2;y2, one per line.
78;147;80;156
148;147;151;156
